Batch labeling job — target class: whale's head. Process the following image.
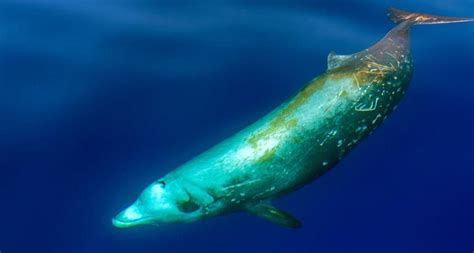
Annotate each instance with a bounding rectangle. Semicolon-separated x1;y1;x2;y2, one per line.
112;178;209;228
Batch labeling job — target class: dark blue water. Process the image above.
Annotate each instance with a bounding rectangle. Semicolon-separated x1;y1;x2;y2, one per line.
1;1;473;252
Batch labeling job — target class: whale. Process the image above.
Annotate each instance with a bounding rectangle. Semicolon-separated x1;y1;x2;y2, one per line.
112;8;474;229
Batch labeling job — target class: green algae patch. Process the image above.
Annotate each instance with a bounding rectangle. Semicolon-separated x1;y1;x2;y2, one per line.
245;64;389;164
256;147;278;163
247;72;340;148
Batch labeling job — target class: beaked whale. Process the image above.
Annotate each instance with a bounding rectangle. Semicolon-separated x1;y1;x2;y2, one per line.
113;8;474;229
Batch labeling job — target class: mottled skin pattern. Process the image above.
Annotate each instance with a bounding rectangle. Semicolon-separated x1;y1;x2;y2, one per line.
114;23;413;227
113;9;473;228
168;21;412;214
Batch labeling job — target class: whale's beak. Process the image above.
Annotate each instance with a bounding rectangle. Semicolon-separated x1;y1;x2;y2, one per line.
112;204;151;228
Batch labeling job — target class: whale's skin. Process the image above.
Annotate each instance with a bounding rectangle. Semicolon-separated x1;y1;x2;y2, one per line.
156;22;413;219
113;8;474;228
113;19;422;228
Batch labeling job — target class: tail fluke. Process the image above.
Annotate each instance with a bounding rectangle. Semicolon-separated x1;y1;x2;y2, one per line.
388;7;474;25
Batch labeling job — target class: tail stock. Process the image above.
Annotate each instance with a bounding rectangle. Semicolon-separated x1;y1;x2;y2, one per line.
388;7;474;25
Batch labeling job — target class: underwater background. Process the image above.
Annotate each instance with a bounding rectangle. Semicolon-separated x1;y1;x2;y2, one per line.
1;0;473;252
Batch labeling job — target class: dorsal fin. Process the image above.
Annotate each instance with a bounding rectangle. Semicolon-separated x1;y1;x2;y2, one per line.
327;51;352;70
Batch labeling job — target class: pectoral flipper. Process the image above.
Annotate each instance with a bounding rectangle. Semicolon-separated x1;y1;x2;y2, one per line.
246;203;302;228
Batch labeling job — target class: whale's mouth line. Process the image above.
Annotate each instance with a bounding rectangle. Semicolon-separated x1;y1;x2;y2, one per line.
112;215;155;228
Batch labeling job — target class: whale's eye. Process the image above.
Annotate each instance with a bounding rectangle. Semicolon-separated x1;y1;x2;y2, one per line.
157;180;166;188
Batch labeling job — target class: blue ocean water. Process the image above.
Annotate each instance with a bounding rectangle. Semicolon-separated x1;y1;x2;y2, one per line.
1;0;473;252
